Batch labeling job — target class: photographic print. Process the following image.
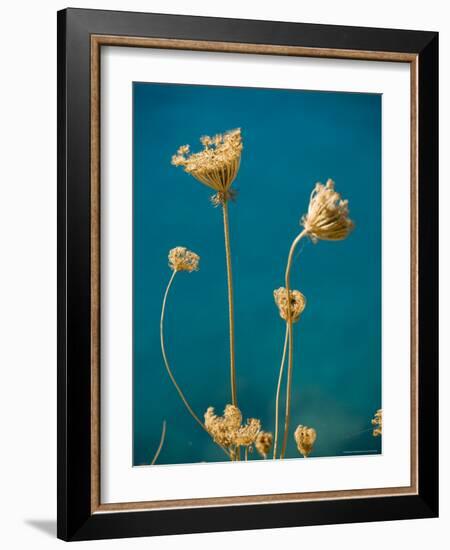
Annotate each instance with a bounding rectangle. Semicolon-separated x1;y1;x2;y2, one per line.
132;82;382;467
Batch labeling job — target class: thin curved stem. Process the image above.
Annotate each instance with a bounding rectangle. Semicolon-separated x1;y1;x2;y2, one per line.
160;271;231;459
222;201;237;407
150;420;167;465
280;321;294;459
161;271;204;429
273;324;289;459
280;230;307;459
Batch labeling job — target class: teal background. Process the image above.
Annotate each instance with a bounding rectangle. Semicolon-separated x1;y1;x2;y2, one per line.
132;82;381;466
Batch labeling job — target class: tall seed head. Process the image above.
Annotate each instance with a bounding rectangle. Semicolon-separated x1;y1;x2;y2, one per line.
171;128;243;205
301;179;354;242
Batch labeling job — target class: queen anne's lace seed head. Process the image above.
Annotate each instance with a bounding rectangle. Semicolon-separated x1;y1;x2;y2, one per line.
371;409;382;437
234;418;261;447
204;405;263;450
223;404;243;431
273;287;306;323
171;129;243;205
301;179;354;242
204;406;236;448
255;431;273;459
168;247;200;273
294;425;317;458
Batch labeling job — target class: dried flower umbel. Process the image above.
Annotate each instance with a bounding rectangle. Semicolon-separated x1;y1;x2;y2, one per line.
205;405;242;449
255;432;273;459
302;179;354;243
235;418;262;447
294;425;317;458
372;409;383;437
204;405;265;461
168;246;200;272
278;179;353;459
171;128;243;205
172;129;244;408
273;287;306;323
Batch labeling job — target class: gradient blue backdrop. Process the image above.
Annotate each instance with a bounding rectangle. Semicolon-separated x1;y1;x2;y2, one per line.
133;82;381;466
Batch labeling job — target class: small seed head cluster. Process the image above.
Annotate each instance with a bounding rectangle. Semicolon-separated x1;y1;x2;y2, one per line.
255;431;273;459
294;425;317;458
171;129;243;205
301;179;354;242
273;287;306;323
371;409;382;437
168;247;200;273
204;405;269;452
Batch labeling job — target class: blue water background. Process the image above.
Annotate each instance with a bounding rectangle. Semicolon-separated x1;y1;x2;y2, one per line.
132;82;381;465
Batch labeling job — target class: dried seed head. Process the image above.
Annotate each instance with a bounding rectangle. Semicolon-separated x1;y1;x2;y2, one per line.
168;247;200;272
223;404;243;431
255;431;273;459
371;409;382;437
301;179;354;242
204;406;236;448
294;425;317;458
234;418;261;447
204;405;262;450
273;287;306;323
171;128;243;204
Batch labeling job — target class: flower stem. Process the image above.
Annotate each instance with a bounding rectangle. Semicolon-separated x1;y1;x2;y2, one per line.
150;420;167;465
280;230;307;459
160;271;231;459
273;324;289;459
222;201;237;407
161;271;205;428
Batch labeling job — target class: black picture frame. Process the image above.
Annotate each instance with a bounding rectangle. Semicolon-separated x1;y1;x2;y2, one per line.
57;7;438;541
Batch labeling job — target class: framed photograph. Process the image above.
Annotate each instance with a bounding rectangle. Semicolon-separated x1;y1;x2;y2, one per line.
57;8;438;541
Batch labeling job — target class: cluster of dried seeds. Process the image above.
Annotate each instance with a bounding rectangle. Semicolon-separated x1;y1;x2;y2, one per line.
301;179;354;242
371;409;383;437
294;425;317;458
168;246;200;273
171;129;243;205
204;405;272;458
273;287;306;323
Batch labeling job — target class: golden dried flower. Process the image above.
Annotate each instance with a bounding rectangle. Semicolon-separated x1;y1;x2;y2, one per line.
171;128;243;205
371;409;382;437
223;404;243;430
168;246;200;272
235;418;261;447
255;431;273;459
294;425;317;458
204;405;262;450
204;406;236;448
273;287;306;323
301;179;354;242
